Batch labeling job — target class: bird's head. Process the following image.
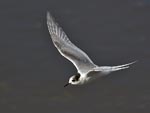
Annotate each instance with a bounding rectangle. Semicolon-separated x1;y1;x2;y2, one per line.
64;73;81;87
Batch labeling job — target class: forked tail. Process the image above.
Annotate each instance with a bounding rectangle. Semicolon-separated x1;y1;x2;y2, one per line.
98;61;137;74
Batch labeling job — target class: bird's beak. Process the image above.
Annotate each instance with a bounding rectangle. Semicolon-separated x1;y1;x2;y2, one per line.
64;83;70;87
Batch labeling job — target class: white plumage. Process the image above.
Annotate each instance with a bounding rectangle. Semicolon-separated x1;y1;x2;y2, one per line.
46;12;136;87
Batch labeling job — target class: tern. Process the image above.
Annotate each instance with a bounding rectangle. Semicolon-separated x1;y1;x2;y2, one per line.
46;12;136;87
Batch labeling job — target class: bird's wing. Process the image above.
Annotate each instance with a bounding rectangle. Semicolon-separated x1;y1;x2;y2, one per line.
87;61;137;76
47;12;96;74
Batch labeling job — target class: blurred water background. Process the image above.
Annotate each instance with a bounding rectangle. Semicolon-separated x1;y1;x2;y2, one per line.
0;0;150;113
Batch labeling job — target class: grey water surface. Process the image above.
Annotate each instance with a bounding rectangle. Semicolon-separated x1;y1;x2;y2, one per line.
0;0;150;113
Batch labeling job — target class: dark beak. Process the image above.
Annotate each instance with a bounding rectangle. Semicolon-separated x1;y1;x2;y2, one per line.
64;83;69;87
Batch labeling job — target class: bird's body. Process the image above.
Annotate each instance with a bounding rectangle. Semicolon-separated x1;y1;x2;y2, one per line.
46;12;136;87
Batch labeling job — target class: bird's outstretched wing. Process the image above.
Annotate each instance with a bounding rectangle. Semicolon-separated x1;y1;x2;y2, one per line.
47;12;96;74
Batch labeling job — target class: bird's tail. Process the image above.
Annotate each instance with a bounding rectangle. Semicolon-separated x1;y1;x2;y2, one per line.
98;61;137;74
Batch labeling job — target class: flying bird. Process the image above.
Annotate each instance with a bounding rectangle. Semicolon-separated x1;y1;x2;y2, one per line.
46;12;136;87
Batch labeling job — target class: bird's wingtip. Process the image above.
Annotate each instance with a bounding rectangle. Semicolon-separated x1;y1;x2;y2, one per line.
46;11;55;23
46;11;50;14
130;60;138;65
46;11;50;19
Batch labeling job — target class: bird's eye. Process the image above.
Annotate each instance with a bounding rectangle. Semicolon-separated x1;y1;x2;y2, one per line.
72;79;75;82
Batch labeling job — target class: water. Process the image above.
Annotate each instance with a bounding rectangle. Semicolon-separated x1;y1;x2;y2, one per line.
0;0;150;113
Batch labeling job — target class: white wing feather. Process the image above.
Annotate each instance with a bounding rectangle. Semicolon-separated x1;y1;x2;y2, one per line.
47;12;96;74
